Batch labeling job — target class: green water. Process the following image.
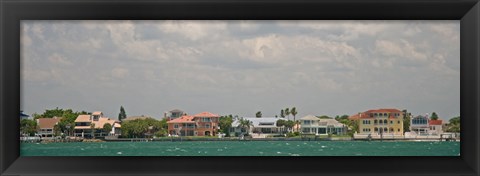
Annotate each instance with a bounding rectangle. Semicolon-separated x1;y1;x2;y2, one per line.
20;141;460;156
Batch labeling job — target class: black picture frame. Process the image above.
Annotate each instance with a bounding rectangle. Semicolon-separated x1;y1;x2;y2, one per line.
1;0;479;175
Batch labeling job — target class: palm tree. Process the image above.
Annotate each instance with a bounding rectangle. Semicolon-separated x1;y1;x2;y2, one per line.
290;107;298;132
291;107;297;121
239;118;253;135
285;108;290;120
280;109;285;118
90;123;96;139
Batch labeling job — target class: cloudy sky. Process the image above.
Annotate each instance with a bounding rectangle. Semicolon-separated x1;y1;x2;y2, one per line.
20;20;460;121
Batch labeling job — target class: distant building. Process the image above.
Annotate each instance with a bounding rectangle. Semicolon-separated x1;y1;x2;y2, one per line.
410;115;443;135
299;115;347;135
349;108;404;136
36;117;62;138
167;111;220;136
20;111;30;120
164;109;185;121
230;117;285;135
73;111;121;138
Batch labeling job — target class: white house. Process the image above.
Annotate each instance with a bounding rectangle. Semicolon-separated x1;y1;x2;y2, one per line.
410;115;443;135
299;115;347;135
74;111;121;138
230;117;286;135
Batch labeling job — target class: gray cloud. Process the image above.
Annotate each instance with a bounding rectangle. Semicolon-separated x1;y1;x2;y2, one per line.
20;20;460;120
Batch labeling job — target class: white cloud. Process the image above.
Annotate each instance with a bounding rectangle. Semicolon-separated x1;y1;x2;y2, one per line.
111;67;130;79
157;20;227;41
21;20;460;120
375;39;427;62
48;53;73;66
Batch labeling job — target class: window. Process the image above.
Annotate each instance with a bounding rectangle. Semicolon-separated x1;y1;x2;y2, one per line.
303;128;311;133
390;121;393;124
398;121;400;124
384;113;388;117
374;127;378;132
202;117;211;122
362;128;371;132
174;124;179;129
374;113;378;117
370;113;373;118
412;117;427;125
374;120;378;124
206;124;211;129
303;120;311;125
363;120;371;124
259;122;274;126
398;128;400;132
379;113;382;117
384;119;388;124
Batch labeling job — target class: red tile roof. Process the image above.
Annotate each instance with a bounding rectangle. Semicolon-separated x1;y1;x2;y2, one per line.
349;108;402;120
167;115;195;123
193;112;220;118
429;120;443;125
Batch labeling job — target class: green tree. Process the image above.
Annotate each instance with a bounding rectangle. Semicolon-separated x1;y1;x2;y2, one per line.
317;115;332;119
285;108;290;119
219;115;234;136
121;118;167;138
276;119;286;134
347;120;359;137
255;111;262;118
118;106;127;121
284;120;295;132
446;116;460;133
20;119;37;136
33;108;88;124
430;112;439;120
402;109;411;132
239;118;253;135
103;123;113;136
280;109;285;118
291;107;297;121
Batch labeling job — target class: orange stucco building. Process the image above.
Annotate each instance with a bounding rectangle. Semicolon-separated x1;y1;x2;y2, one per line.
167;112;221;136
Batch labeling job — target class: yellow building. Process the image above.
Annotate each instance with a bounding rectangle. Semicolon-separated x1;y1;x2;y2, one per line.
349;108;404;136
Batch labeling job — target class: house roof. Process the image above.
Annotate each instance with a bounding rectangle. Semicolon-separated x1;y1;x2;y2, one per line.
92;111;103;116
231;117;279;128
193;112;220;118
37;117;62;129
349;108;402;120
74;115;91;122
429;120;443;125
20;111;29;117
167;115;195;123
318;119;345;127
300;115;318;121
169;109;183;113
92;117;118;128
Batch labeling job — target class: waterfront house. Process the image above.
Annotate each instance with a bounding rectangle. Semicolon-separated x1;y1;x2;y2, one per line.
36;117;62;138
73;111;121;138
164;109;186;121
230;117;285;135
299;115;347;135
410;115;443;135
349;108;404;136
167;111;221;136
